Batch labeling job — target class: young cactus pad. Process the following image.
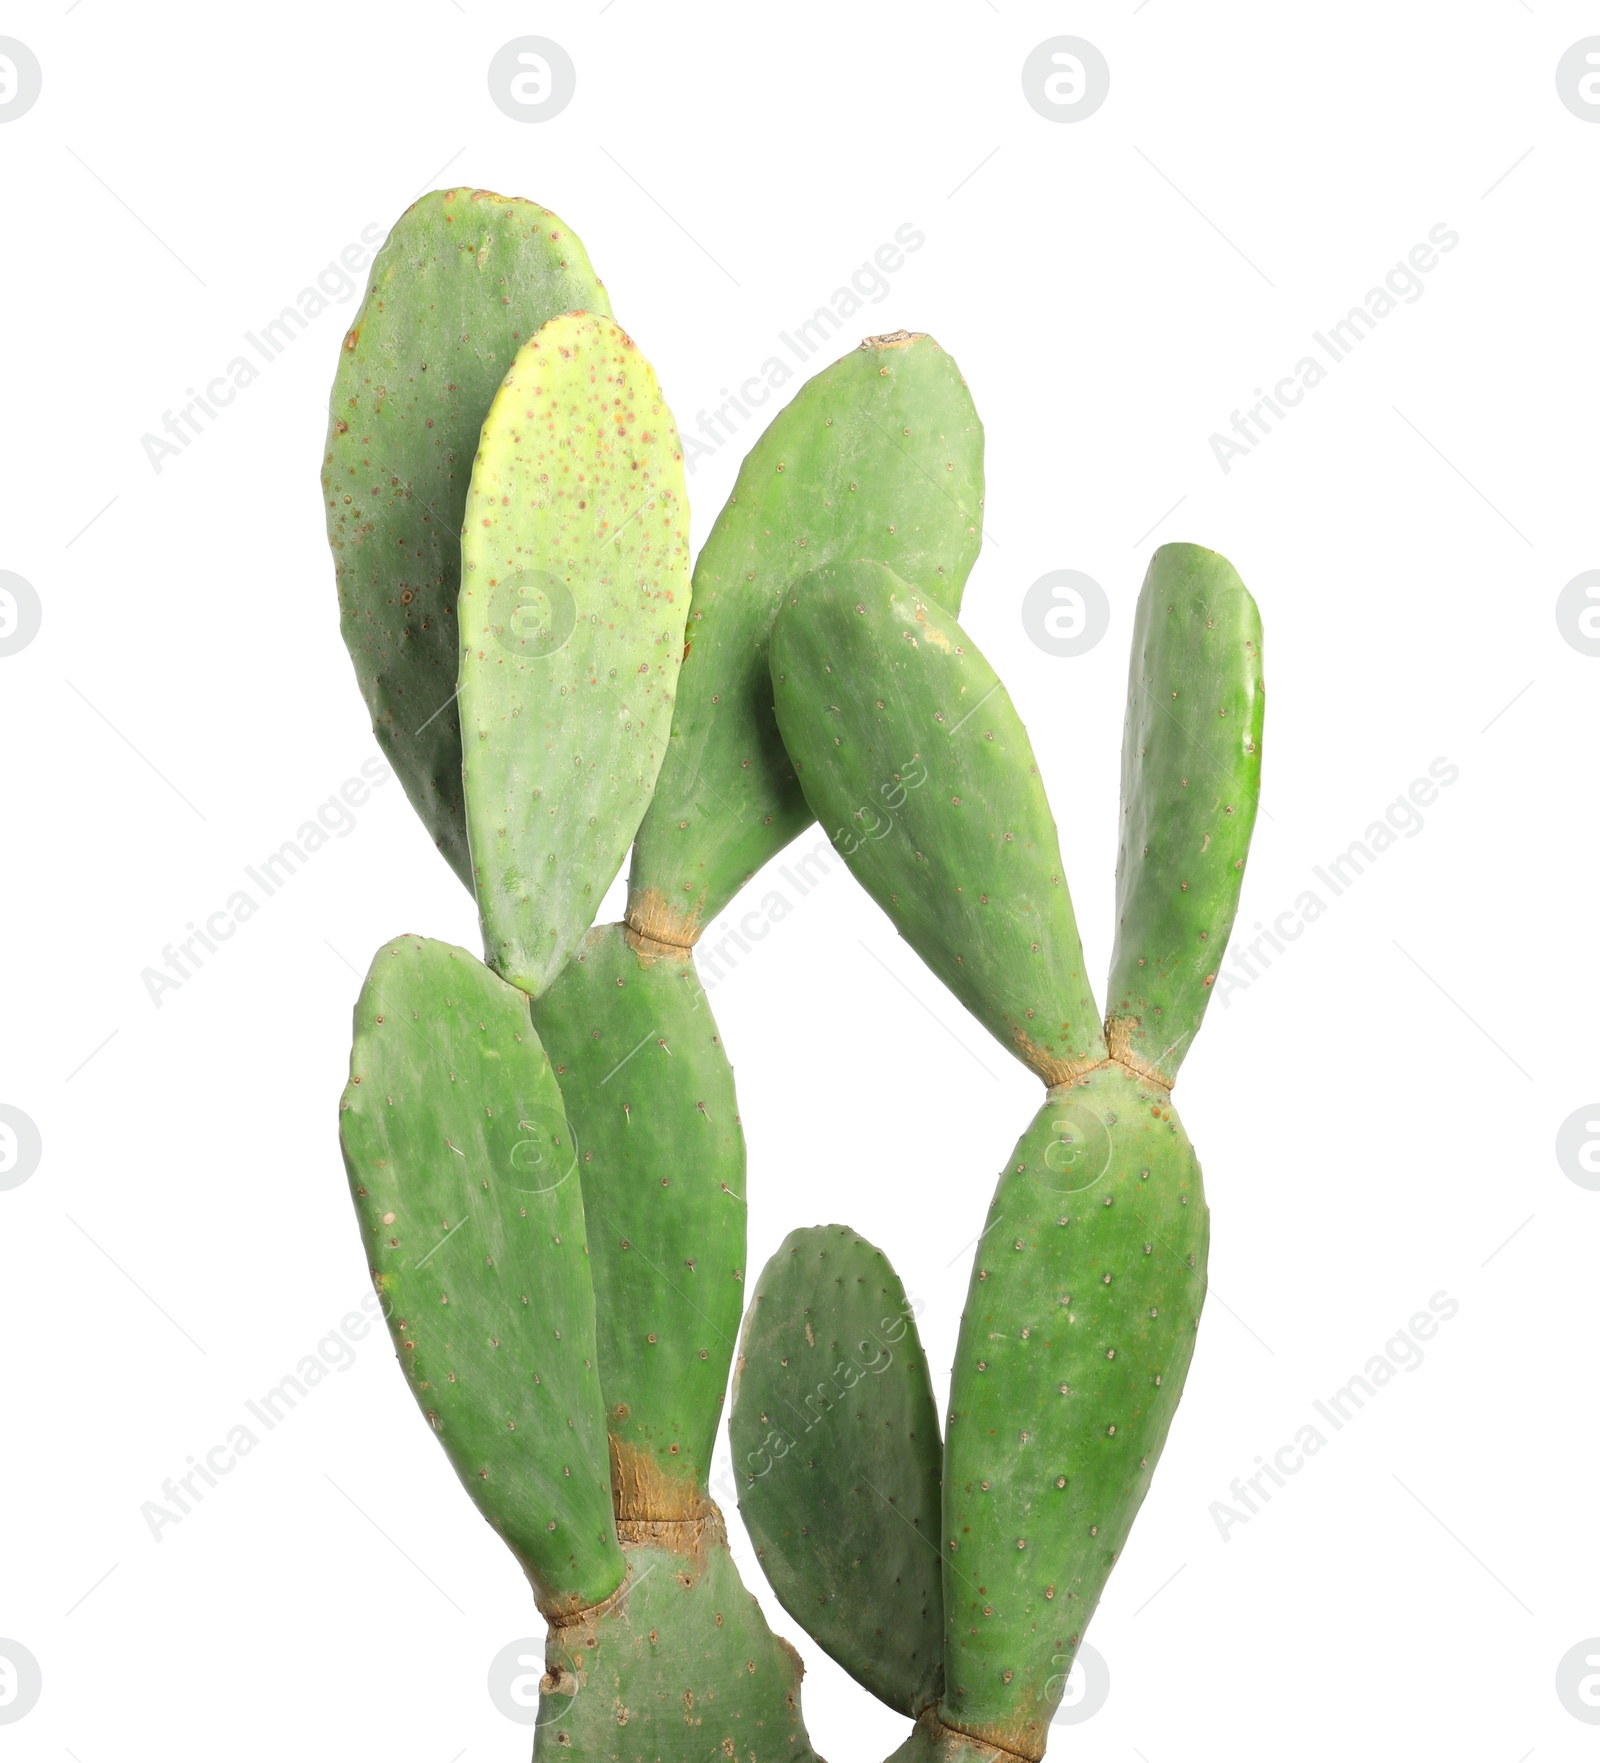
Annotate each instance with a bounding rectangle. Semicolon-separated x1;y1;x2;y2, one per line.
530;923;747;1516
626;332;985;947
459;312;692;998
1106;543;1264;1085
731;1226;944;1718
323;190;611;887
338;934;623;1618
768;560;1105;1083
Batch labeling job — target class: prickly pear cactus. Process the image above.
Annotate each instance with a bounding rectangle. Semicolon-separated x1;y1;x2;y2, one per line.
758;546;1262;1758
530;923;746;1515
338;935;624;1617
936;1071;1208;1750
323;189;611;886
325;187;860;1763
731;1226;944;1717
532;1518;813;1759
626;331;985;948
1106;544;1264;1084
460;312;691;998
507;327;990;1758
768;559;1104;1083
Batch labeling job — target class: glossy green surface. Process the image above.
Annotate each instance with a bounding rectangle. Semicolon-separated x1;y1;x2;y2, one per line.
531;923;747;1513
627;332;984;942
940;1069;1208;1754
460;313;691;998
1106;544;1264;1085
770;560;1104;1083
732;1226;943;1717
323;189;610;886
338;934;623;1617
535;1528;819;1760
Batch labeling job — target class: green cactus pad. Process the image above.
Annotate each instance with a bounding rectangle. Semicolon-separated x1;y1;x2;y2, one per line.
338;934;624;1618
626;331;984;946
939;1066;1208;1754
530;922;747;1516
769;560;1105;1084
731;1225;944;1718
460;313;692;999
534;1516;818;1760
1105;544;1264;1086
323;189;611;887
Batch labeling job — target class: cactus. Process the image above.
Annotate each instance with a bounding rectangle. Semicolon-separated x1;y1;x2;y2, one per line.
766;556;1103;1084
325;185;1255;1763
529;923;746;1515
325;200;997;1763
338;934;623;1618
339;935;814;1756
505;333;983;1754
753;545;1261;1756
324;189;610;887
626;331;985;948
466;330;984;1761
1105;546;1264;1082
731;1225;944;1717
525;325;981;1564
459;312;692;996
533;1524;813;1754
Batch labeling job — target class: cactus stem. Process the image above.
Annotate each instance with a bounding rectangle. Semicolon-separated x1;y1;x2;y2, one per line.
895;1707;1041;1762
624;887;702;952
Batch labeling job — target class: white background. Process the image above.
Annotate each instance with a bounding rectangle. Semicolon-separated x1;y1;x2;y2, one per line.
2;4;1595;1759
